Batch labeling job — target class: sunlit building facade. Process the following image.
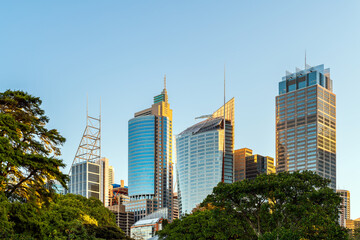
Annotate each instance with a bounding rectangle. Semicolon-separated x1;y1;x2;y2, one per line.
276;64;336;189
176;98;234;215
234;148;253;181
128;81;173;221
337;189;350;227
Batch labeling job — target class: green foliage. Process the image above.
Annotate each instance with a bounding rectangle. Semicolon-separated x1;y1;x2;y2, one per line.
0;193;127;239
0;90;68;204
158;208;247;240
159;171;348;240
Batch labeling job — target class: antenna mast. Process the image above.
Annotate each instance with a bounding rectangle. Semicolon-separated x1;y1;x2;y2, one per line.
222;65;226;183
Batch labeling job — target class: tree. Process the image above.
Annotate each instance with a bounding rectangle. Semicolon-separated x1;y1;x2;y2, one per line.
158;171;348;240
0;90;68;203
0;193;128;239
158;207;248;240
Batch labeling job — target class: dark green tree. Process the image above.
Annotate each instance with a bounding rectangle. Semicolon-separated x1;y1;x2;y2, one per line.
158;207;248;240
0;193;127;239
159;171;348;240
0;90;68;203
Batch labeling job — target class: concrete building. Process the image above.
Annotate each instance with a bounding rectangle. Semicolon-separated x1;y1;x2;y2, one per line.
128;77;174;221
337;189;350;227
107;202;134;236
176;98;234;215
346;218;360;234
245;154;275;180
276;64;336;189
108;166;114;186
173;192;179;219
234;148;253;181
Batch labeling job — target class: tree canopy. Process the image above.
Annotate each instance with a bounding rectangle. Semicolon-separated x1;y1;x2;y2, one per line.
158;171;348;240
0;193;128;239
0;90;68;203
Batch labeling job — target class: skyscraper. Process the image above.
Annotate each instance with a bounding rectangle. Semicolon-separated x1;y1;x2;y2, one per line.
176;98;234;215
128;77;173;221
234;148;253;181
337;189;350;227
108;166;114;186
68;107;111;206
276;64;336;189
245;154;275;180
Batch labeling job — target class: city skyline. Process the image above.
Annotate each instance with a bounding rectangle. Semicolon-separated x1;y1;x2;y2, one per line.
1;1;360;218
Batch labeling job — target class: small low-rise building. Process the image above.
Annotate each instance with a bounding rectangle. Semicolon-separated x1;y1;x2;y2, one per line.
346;218;360;235
131;218;163;240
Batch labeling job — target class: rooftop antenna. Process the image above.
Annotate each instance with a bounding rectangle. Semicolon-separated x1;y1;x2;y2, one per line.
86;93;89;125
164;74;166;90
99;96;101;160
222;64;226;183
305;50;307;70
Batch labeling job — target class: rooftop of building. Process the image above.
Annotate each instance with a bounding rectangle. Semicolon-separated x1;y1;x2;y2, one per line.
132;217;162;227
281;64;330;82
178;117;224;136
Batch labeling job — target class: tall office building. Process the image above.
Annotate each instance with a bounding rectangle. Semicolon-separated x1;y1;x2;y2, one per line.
245;155;275;180
68;110;111;206
276;64;336;189
108;166;114;186
176;98;234;215
128;78;173;221
173;192;179;220
337;189;350;227
234;148;253;181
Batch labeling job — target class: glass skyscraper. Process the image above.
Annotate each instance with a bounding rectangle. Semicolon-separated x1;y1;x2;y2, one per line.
276;64;336;189
176;98;234;215
128;82;173;221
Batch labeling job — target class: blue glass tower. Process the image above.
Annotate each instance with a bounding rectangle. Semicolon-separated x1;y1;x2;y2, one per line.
128;116;156;196
128;80;174;221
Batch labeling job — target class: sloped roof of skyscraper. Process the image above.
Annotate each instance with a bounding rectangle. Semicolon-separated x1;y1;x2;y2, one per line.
179;117;223;136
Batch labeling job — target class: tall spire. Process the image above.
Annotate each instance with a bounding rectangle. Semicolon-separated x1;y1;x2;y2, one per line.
222;64;226;183
164;74;167;90
305;50;307;70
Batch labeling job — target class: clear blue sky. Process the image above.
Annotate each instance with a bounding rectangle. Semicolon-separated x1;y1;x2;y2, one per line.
1;1;360;218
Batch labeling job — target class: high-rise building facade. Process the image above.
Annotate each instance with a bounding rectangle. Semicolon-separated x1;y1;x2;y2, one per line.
128;80;173;221
107;198;134;236
176;98;234;215
108;166;114;186
337;189;350;227
245;154;275;180
276;64;336;189
234;148;253;181
173;192;179;220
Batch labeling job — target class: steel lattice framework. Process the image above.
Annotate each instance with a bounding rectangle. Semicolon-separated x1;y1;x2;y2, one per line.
69;113;101;173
